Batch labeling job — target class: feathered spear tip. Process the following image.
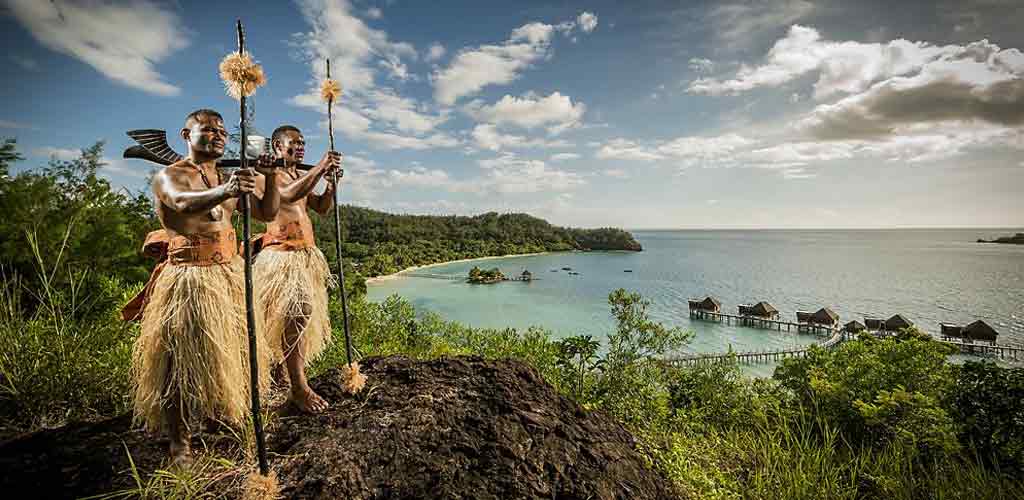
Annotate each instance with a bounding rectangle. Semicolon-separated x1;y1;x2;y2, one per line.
243;469;279;500
339;361;366;394
219;51;266;100
320;78;343;103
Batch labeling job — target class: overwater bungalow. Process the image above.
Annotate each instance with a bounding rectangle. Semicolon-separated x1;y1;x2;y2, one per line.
864;317;885;331
688;296;722;313
795;311;813;324
962;320;1000;345
844;320;866;334
884;314;914;332
738;301;779;320
520;269;533;281
809;307;840;328
940;323;963;339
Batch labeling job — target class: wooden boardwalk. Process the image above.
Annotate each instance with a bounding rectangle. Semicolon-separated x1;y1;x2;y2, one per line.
689;309;838;335
943;339;1024;361
666;329;845;366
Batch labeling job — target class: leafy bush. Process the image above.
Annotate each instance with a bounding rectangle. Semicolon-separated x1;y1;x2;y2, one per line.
951;361;1024;470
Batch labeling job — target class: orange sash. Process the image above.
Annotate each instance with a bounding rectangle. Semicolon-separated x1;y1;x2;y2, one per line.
121;228;238;321
249;220;316;255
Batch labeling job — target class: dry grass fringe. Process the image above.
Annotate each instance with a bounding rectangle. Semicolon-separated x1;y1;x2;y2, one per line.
320;78;342;103
339;361;367;395
132;257;271;432
254;247;335;367
219;52;266;100
242;470;279;500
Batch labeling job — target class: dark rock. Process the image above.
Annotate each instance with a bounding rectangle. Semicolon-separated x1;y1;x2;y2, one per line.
0;356;676;499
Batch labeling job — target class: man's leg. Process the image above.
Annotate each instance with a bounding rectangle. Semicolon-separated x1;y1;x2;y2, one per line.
284;311;328;412
165;397;192;467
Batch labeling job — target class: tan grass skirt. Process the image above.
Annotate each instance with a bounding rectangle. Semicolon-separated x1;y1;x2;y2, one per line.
132;257;270;432
254;246;334;367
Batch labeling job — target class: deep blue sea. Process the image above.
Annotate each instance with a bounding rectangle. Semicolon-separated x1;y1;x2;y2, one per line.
368;229;1024;373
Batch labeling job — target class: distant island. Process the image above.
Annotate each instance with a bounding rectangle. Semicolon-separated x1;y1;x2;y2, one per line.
313;207;643;278
468;266;506;284
977;233;1024;244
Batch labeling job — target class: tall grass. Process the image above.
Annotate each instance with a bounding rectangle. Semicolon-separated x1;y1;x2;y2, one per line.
0;226;140;435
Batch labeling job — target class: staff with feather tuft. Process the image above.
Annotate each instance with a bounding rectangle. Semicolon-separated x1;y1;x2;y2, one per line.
220;19;275;488
322;59;367;394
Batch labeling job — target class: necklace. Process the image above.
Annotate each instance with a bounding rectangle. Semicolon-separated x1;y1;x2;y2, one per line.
187;159;224;220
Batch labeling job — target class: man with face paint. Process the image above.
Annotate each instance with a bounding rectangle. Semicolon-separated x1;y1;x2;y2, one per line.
252;125;342;413
128;109;280;465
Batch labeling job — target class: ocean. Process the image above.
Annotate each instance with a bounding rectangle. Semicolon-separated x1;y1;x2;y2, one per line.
367;229;1024;372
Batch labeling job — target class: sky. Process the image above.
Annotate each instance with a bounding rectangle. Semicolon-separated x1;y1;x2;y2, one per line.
1;0;1022;229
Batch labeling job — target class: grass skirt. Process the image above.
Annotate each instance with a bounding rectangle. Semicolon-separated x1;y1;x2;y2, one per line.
132;257;270;432
254;247;334;367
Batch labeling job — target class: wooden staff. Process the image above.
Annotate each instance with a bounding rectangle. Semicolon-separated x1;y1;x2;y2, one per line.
321;59;365;393
222;18;269;476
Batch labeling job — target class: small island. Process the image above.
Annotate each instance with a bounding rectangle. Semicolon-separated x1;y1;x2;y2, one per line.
468;266;506;284
977;233;1024;244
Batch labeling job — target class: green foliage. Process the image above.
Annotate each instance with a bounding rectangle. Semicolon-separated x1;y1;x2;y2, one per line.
854;387;961;458
0;230;137;434
467;266;504;283
773;329;957;452
0;141;158;308
952;361;1024;470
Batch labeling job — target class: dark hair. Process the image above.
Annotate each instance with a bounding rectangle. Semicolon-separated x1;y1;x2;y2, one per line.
184;108;223;127
272;125;302;145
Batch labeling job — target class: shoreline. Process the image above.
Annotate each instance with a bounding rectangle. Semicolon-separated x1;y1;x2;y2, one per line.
364;251;559;285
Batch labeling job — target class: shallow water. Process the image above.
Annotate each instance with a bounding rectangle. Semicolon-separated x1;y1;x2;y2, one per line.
368;229;1024;374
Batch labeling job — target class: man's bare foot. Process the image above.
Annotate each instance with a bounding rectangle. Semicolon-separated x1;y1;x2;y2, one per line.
289;386;328;413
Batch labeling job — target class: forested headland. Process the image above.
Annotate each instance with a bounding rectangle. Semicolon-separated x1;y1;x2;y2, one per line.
2;140;1022;498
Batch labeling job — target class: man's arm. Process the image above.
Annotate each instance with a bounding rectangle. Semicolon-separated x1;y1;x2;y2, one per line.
251;155;280;222
279;151;341;204
308;170;339;215
153;167;235;215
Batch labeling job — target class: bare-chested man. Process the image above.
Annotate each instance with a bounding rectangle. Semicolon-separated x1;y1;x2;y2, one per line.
253;125;341;413
129;109;279;465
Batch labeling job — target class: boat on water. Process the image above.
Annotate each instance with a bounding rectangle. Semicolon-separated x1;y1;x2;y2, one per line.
624;269;633;273
561;267;572;271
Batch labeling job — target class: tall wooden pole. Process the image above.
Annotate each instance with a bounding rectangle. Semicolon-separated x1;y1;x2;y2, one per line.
327;58;355;366
237;19;269;477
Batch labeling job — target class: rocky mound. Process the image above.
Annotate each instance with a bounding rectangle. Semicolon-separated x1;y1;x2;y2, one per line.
0;355;676;499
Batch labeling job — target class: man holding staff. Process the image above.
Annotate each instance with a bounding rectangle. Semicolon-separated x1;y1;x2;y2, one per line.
254;125;342;413
130;108;280;465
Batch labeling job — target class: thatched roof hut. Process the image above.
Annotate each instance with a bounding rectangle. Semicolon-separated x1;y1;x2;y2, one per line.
844;320;866;333
521;269;533;281
796;311;812;324
864;318;885;330
885;314;914;331
689;296;721;312
962;320;999;342
940;323;963;338
810;307;839;326
738;301;779;319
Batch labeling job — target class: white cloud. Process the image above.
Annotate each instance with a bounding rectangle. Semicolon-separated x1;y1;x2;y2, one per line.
603;168;629;178
431;24;553;105
33;146;80;161
6;0;187;96
10;55;38;71
432;13;597;105
290;0;459;151
477;154;585;193
688;57;714;73
465;92;586;133
471;124;571;151
594;138;666;161
425;42;446;62
387;166;451;188
549;152;581;162
657;133;756;162
706;0;813;52
577;12;598;33
0;120;37;130
365;7;382;19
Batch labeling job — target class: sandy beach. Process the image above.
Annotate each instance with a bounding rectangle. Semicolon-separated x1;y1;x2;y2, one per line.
364;251;557;285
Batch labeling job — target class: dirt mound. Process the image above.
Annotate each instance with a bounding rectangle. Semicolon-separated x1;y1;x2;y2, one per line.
0;355;676;499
